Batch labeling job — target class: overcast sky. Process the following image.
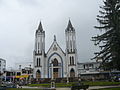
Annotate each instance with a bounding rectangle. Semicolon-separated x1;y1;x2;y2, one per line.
0;0;103;69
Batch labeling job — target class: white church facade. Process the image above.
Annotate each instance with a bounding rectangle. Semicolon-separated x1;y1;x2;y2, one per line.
33;20;78;79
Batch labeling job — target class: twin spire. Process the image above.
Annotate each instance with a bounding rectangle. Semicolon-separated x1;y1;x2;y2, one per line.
37;19;74;32
38;21;43;31
67;20;73;29
66;19;74;31
36;20;74;42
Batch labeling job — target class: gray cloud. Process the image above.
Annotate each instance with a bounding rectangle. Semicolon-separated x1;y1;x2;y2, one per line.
0;0;103;68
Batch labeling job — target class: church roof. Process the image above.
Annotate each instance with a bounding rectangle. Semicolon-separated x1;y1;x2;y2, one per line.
46;35;65;55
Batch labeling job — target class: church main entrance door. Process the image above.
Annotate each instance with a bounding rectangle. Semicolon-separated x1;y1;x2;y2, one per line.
53;68;58;78
52;58;59;78
49;57;63;78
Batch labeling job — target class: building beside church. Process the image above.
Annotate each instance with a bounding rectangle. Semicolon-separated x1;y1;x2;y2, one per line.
0;58;6;74
33;20;78;79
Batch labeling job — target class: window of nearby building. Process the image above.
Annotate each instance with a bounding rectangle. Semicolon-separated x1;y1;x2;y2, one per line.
89;64;93;68
17;72;21;76
22;69;26;73
83;65;85;69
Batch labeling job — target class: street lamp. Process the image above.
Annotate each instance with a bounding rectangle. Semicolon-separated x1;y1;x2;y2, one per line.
78;74;81;83
67;73;69;83
29;64;32;84
9;67;13;82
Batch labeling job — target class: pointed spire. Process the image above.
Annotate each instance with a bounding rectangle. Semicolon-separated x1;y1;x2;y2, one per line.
67;19;73;28
66;19;74;31
54;35;56;41
38;21;43;31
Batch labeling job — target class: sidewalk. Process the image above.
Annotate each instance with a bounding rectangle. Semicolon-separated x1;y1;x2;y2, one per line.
22;85;120;90
22;86;71;90
89;85;120;89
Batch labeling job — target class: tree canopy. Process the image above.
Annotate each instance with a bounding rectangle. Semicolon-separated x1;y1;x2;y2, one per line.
92;0;120;70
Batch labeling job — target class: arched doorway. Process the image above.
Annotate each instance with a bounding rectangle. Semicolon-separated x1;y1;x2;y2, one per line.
70;68;75;77
53;58;58;78
48;53;63;78
36;70;41;80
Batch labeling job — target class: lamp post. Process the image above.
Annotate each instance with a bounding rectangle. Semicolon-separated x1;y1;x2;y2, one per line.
19;65;21;70
29;64;32;84
9;67;12;82
78;74;81;83
51;60;55;88
67;73;69;83
51;62;53;80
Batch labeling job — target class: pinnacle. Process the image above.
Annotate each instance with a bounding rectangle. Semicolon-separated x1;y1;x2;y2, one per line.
66;19;74;31
54;35;56;41
38;21;43;31
68;19;73;28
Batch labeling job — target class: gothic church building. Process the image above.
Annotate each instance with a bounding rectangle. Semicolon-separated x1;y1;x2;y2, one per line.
33;20;78;79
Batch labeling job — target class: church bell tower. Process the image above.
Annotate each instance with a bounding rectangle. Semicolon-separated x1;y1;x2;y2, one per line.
33;21;46;78
65;20;78;77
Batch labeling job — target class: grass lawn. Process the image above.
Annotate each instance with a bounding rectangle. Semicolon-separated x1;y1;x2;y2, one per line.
84;81;120;86
28;83;72;87
28;81;120;87
98;87;120;90
6;87;120;90
7;89;42;90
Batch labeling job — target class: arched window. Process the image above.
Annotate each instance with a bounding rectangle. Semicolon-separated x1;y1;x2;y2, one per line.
53;58;58;66
37;58;39;67
39;58;41;66
70;40;72;48
72;56;74;65
38;42;39;49
70;57;72;65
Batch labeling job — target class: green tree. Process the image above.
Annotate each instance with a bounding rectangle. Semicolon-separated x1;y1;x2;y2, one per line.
92;0;120;70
